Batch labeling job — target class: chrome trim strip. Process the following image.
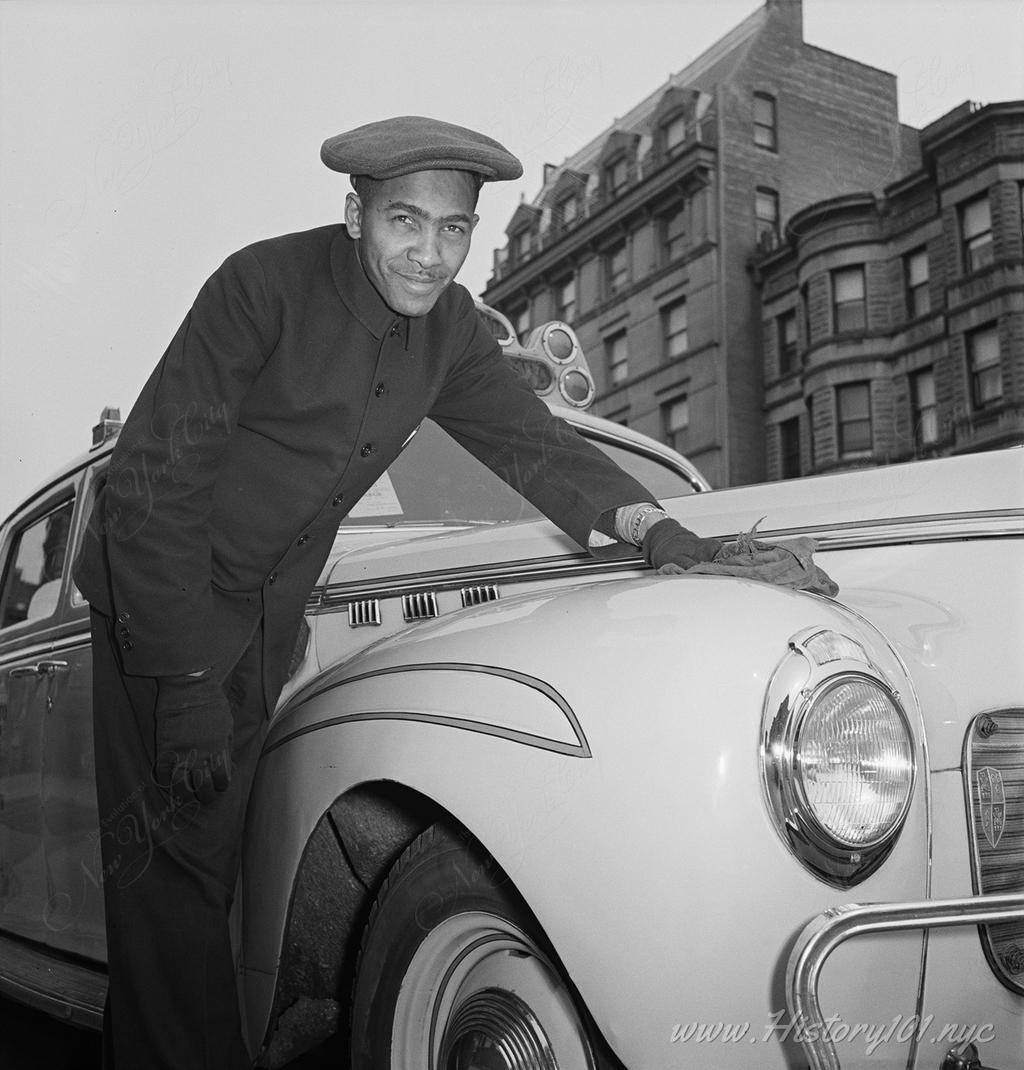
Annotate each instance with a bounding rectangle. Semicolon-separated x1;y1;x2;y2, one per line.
0;631;90;669
315;553;639;609
806;511;1022;548
565;416;709;491
268;661;590;758
786;893;1024;1070
311;510;1023;612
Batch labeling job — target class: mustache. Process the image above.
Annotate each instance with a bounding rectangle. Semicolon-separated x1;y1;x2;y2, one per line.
396;267;448;282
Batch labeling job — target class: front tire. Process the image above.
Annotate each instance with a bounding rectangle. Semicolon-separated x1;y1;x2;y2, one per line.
349;822;599;1069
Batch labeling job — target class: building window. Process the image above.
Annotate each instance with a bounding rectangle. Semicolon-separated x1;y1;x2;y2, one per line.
837;381;872;457
800;282;812;347
904;248;930;319
512;227;532;263
911;367;938;449
605;242;629;298
779;417;801;478
968;323;1002;409
832;265;867;333
662;395;689;450
606;331;629;385
777;309;798;375
557;193;579;229
753;92;777;150
661;202;686;262
662;300;688;359
755;187;780;244
604;155;628;197
961;194;993;273
556;276;576;323
806;395;816;469
662;112;687;155
511;304;530;343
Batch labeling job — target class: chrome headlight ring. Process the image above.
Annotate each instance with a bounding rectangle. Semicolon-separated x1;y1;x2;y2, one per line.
761;628;917;888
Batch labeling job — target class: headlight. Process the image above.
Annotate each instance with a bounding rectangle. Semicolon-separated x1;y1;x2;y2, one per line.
795;675;914;847
762;630;916;887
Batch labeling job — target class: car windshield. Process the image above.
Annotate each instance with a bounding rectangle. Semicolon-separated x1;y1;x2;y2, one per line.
340;419;696;528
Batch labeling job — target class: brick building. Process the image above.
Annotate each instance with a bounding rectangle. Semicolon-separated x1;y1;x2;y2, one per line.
481;0;920;487
759;100;1024;479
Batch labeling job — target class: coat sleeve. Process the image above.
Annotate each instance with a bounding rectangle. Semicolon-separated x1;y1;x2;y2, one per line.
74;247;279;676
428;291;655;553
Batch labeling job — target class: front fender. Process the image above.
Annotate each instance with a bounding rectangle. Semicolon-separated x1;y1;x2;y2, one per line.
242;575;929;1068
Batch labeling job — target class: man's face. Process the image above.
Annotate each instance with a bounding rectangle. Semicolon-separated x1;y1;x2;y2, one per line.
344;169;479;317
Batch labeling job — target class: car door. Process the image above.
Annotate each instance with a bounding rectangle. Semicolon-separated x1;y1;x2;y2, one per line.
0;482;78;944
37;463;107;960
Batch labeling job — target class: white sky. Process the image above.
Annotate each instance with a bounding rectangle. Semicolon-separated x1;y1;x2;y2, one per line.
2;0;1022;520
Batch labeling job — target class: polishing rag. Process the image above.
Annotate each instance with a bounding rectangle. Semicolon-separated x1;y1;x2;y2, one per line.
677;519;839;597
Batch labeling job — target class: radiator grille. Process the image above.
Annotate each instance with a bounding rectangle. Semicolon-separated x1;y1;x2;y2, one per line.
401;592;439;622
964;709;1024;995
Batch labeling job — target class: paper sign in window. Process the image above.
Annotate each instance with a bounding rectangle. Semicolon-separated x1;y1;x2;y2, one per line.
349;471;403;517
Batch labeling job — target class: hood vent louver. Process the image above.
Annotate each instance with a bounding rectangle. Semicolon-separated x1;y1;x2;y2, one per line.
348;599;382;627
402;592;439;622
461;584;500;608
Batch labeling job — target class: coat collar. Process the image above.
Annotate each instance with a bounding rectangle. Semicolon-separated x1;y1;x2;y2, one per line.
330;227;399;340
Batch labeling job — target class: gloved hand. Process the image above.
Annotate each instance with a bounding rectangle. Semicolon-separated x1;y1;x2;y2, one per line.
643;518;723;574
154;672;232;803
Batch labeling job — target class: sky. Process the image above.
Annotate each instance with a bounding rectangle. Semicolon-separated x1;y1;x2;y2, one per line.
2;0;1023;520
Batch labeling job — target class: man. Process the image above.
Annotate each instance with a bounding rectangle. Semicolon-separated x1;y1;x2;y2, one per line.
74;115;720;1069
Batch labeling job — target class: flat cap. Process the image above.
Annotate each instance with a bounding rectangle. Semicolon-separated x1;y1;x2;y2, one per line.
321;115;522;182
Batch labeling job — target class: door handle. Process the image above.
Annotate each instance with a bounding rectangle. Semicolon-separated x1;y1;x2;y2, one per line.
8;665;40;678
7;661;69;678
37;661;69;674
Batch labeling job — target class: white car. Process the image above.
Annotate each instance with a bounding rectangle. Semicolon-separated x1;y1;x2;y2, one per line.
0;311;1021;1070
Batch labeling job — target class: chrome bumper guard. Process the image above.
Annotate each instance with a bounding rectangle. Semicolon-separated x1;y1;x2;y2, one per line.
786;892;1024;1070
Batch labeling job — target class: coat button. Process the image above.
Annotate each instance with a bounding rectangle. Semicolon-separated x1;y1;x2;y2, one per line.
268;571;278;585
297;533;310;546
121;640;134;651
119;626;130;638
390;321;401;337
117;611;131;624
333;493;345;507
360;443;373;457
375;382;385;397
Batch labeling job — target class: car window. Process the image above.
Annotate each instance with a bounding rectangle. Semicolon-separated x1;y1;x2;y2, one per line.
0;498;75;629
69;466;108;609
341;419;695;528
585;438;698;502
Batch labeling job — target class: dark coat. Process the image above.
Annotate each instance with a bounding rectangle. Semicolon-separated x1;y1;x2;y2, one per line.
74;225;652;709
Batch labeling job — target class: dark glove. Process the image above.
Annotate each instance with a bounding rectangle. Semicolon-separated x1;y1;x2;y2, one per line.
643;518;723;574
154;673;232;803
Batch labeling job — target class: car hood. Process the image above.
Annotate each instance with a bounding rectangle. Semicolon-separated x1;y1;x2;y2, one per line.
317;448;1023;591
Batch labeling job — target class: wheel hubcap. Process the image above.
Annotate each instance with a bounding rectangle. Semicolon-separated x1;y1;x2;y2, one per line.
443;988;554;1069
391;911;594;1070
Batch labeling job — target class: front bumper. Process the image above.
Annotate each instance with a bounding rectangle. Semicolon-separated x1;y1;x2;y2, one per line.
787;893;1024;1070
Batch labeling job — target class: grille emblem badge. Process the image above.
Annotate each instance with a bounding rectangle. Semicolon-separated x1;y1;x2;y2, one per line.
976;767;1006;848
